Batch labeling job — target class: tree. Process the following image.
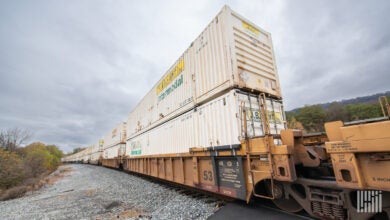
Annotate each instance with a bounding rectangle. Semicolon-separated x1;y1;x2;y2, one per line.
287;116;305;131
295;105;326;132
24;149;54;177
0;128;31;151
344;103;382;121
23;143;52;177
21;142;63;177
72;147;85;154
45;145;63;168
0;149;25;189
326;102;347;122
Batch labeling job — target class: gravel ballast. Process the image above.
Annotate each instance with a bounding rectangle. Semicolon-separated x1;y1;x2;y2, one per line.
0;164;221;220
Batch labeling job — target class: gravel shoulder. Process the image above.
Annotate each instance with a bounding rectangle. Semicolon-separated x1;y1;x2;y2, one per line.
0;164;220;220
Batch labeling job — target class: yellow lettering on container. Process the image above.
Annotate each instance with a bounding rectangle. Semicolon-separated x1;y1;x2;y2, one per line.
242;21;259;36
156;59;185;95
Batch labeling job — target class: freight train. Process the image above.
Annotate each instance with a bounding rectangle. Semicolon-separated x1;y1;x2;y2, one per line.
62;6;390;220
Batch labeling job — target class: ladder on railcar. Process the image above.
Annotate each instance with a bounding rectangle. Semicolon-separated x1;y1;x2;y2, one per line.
244;93;276;200
379;96;390;118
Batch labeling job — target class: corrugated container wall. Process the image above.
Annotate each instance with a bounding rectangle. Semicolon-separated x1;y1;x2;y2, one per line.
103;144;126;159
102;122;126;159
90;142;102;163
103;122;127;149
74;151;83;161
126;5;281;140
126;90;285;157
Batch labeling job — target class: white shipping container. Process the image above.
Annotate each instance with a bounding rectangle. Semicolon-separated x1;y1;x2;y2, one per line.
86;148;92;161
126;90;285;157
192;6;281;101
103;144;126;159
75;151;84;161
126;5;281;140
89;141;102;163
83;147;91;163
65;146;92;162
78;149;84;161
103;122;127;150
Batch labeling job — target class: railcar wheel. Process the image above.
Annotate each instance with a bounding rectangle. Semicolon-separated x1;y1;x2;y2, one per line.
266;181;303;213
272;196;303;213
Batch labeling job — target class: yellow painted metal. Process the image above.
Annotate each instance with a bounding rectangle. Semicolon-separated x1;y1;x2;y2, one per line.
243;94;297;200
325;120;390;191
242;135;296;201
379;96;390;117
280;129;326;167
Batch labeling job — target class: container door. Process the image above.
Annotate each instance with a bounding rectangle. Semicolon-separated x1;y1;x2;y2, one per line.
236;92;264;138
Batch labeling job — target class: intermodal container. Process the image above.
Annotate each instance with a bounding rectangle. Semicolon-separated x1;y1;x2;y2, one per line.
102;122;126;159
126;5;281;140
126;89;285;157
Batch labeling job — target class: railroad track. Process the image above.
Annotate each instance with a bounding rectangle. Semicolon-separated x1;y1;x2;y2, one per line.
253;197;314;220
119;166;313;219
130;170;230;203
82;163;315;219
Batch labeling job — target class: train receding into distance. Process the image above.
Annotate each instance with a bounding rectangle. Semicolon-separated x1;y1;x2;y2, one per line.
63;6;390;220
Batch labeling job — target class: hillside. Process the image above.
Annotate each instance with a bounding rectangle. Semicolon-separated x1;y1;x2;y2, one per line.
286;91;389;132
289;91;390;113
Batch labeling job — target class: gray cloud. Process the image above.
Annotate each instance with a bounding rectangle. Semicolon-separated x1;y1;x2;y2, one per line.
267;0;390;107
0;0;389;152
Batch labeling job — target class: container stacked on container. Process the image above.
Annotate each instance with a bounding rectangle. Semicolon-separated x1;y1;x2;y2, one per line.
89;140;103;164
125;5;285;157
102;122;127;159
62;5;285;162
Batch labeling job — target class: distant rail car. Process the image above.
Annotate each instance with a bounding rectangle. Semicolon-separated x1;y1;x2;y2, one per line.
62;6;390;220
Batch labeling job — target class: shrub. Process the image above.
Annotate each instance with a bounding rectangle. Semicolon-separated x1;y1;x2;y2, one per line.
0;149;25;189
0;136;64;200
24;148;55;177
295;105;326;132
22;142;63;178
46;145;63;168
0;185;28;201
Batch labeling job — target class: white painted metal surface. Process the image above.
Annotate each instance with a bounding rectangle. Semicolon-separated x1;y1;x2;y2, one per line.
63;145;98;163
126;5;281;140
64;6;284;163
100;122;127;159
126;89;285;157
89;141;102;163
103;144;125;159
103;122;127;150
83;146;91;163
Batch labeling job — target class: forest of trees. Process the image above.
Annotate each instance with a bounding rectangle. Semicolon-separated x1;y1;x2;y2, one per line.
286;96;389;132
0;128;63;200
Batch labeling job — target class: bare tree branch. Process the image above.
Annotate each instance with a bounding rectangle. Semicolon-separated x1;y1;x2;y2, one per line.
0;128;32;151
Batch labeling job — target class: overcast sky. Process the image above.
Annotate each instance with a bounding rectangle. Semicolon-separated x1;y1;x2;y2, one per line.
1;0;389;152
